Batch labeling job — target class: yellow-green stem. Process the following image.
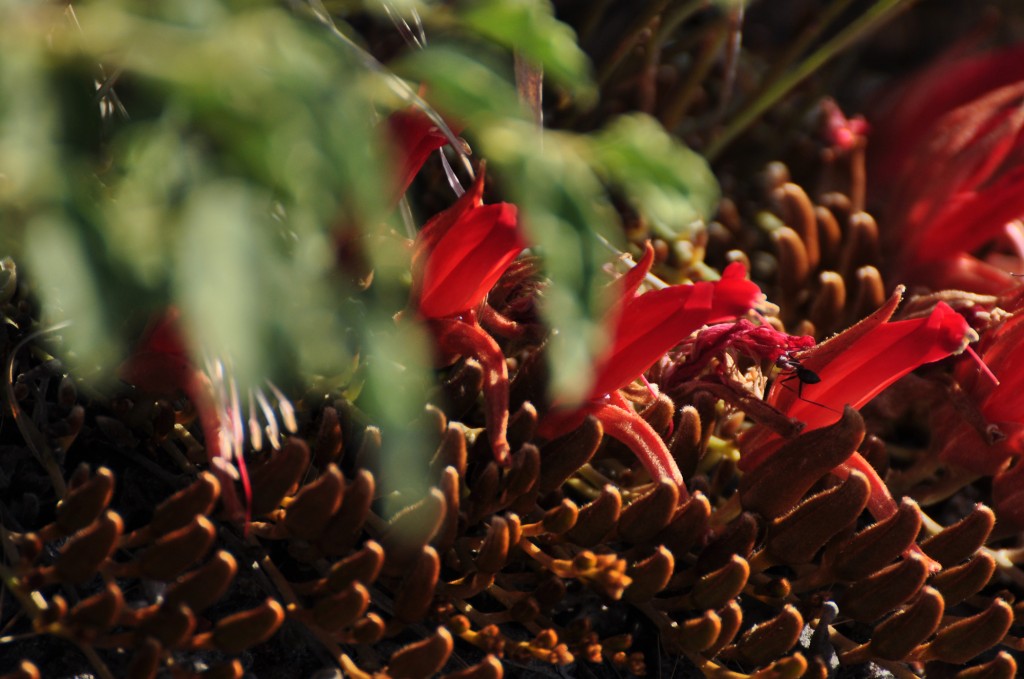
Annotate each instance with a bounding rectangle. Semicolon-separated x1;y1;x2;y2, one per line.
706;0;917;161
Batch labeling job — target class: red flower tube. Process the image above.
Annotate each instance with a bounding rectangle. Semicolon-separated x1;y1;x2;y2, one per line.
927;303;1024;525
387;109;452;200
410;169;527;464
539;243;762;489
740;289;974;523
869;44;1024;294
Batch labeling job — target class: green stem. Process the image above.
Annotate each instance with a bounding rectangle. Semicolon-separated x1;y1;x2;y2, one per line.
661;16;729;130
756;0;860;96
597;0;673;86
705;0;918;161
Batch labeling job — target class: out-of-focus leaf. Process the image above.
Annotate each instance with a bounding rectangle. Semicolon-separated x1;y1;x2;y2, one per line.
23;215;118;375
174;181;270;391
102;121;196;288
590;114;720;241
459;0;595;104
481;121;620;403
390;43;525;127
0;1;389;394
69;4;389;230
359;318;434;510
0;9;62;245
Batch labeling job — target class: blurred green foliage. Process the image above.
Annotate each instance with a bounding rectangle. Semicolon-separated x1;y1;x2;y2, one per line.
0;0;719;476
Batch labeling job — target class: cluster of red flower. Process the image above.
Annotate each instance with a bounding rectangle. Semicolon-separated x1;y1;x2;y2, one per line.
119;40;1024;535
389;106;976;526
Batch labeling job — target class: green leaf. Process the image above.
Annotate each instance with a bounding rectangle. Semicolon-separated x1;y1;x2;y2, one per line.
23;214;119;376
390;42;525;126
459;0;594;104
590;114;720;241
481;121;620;403
174;180;271;390
358;319;435;509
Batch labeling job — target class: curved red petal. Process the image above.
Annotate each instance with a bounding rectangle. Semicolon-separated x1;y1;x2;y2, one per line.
589;271;760;399
779;303;970;431
432;318;511;464
418;203;524;319
388;110;451;198
411;171;487;275
589;402;685;488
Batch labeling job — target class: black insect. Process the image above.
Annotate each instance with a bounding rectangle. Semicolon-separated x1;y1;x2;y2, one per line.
775;353;821;399
774;353;839;414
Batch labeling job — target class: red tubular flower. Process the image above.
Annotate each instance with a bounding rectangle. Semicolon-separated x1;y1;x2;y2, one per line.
411;169;527;464
412;171;524;320
869;44;1024;294
387;109;452;199
539;243;762;489
934;312;1024;476
926;304;1024;525
119;309;250;525
740;289;974;524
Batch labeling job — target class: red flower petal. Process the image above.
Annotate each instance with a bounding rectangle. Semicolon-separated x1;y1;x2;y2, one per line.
588;262;761;399
741;298;972;472
432;318;512;464
387;109;451;199
417;202;524;319
411;171;486;275
589;400;684;488
870;45;1024;293
871;44;1024;188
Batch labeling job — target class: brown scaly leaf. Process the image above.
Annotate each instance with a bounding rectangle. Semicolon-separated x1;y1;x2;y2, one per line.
387;627;455;679
164;550;238;613
53;510;123;585
740;407;865;518
726;604;804;666
51;466;115;537
144;472;220;541
136;515;217;582
126;638;161;679
67;582;124;634
248;437;310;518
918;598;1013;664
318;469;375;557
920;504;996;568
382;487;446;573
954;651;1018;679
865;586;944;662
204;598;286;654
829;496;923;581
930;552;997;607
765;470;871;565
838;554;930;623
617;480;677;544
566;484;621;547
689;555;750;611
311;582;371;632
319;540;385;595
282;464;345;541
392;546;441;624
439;655;504;679
624;546;674;603
0;661;41;679
537;415;602;493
